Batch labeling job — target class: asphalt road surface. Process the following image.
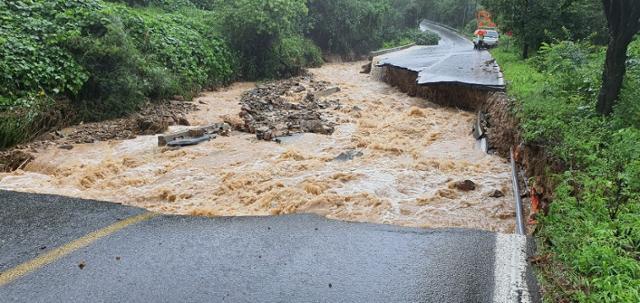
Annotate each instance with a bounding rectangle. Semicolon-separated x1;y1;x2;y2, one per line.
0;191;537;302
377;20;505;89
0;21;537;303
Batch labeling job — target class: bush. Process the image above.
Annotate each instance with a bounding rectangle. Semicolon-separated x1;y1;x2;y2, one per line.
0;0;236;135
264;37;323;78
218;0;309;79
414;30;440;46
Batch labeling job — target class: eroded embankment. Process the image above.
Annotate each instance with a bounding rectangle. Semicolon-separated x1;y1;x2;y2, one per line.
0;62;516;232
377;61;546;229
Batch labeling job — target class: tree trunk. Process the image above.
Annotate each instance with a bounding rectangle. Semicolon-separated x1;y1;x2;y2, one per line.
522;42;529;59
597;36;630;115
596;0;640;115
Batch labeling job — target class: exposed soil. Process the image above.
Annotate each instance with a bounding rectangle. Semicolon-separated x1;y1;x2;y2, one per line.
0;100;197;172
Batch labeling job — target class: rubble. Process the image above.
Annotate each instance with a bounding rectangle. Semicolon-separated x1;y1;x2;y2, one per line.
238;76;340;141
0;100;198;172
158;123;230;147
0;150;33;172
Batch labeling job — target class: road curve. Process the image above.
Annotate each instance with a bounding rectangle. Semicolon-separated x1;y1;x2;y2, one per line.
378;20;505;89
0;191;538;302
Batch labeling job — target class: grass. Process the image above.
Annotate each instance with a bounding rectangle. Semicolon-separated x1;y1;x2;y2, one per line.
492;45;640;302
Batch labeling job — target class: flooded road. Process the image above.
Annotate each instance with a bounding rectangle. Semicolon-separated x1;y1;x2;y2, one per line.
0;62;514;232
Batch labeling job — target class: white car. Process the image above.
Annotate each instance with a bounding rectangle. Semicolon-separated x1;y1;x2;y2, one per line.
473;30;499;49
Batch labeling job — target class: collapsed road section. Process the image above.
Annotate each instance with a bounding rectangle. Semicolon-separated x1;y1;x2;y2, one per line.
0;60;516;233
375;20;504;110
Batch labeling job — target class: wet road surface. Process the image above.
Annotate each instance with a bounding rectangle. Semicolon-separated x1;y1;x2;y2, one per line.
0;20;538;302
0;191;537;303
378;21;504;89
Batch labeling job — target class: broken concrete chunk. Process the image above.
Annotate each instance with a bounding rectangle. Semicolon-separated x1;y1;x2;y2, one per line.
167;135;213;147
158;123;230;146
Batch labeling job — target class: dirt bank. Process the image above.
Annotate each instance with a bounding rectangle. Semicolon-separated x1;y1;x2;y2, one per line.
0;100;197;172
381;65;493;111
0;62;516;232
376;60;559;232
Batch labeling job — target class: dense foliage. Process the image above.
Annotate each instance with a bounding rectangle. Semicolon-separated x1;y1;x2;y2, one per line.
1;0;436;148
383;29;440;49
0;0;239;146
483;0;607;57
493;40;640;302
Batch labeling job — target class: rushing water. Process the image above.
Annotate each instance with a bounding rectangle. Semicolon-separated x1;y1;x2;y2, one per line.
0;62;515;232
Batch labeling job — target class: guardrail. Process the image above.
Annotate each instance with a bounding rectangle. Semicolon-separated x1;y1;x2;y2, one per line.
510;147;526;235
368;43;416;60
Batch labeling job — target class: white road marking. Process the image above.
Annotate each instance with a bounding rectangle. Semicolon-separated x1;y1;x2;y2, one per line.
493;233;532;303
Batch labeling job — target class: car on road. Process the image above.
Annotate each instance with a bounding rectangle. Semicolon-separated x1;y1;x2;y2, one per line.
473;29;499;49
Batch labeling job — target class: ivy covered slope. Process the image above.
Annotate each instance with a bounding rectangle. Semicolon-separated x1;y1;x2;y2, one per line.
0;0;323;148
0;0;239;147
493;40;640;302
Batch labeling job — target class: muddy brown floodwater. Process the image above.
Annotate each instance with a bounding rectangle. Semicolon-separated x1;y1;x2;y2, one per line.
0;62;515;232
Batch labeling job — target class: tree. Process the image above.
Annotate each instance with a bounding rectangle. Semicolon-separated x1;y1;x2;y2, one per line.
220;0;308;79
596;0;640;115
483;0;606;58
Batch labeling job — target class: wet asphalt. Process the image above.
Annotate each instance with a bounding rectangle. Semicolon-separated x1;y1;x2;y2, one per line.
0;21;537;302
377;21;505;89
0;190;500;302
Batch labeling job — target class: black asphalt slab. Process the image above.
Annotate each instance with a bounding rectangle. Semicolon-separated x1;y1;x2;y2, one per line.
377;21;504;89
0;190;144;271
0;191;500;303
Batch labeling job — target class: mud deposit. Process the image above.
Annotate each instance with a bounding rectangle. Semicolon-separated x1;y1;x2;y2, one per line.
0;62;515;232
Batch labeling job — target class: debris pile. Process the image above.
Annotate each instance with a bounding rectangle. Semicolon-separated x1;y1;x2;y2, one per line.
158;123;231;147
238;76;341;141
0;100;197;172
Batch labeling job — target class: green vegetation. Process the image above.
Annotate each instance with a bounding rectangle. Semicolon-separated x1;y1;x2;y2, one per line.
493;40;640;302
383;29;441;49
0;0;425;148
487;1;640;301
484;0;607;58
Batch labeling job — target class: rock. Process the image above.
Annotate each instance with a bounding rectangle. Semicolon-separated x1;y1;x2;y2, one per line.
453;180;476;191
172;95;185;101
335;150;364;161
176;116;190;126
315;86;341;98
58;144;74;150
292;84;306;93
489;190;505;198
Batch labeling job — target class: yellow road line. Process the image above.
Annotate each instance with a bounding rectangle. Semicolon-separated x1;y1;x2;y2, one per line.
0;212;157;287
